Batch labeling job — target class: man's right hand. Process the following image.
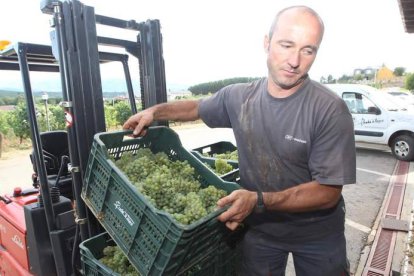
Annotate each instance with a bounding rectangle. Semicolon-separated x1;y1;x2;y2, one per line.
123;100;200;136
123;108;155;137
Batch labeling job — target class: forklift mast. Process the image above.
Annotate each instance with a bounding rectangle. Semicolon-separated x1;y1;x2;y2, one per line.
42;0;169;240
0;0;168;274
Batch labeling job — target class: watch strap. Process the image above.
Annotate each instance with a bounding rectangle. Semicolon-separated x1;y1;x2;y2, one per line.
255;190;265;213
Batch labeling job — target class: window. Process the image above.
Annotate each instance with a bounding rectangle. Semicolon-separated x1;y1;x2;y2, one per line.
342;92;378;114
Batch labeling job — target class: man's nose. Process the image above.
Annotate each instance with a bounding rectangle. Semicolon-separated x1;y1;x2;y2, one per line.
287;51;300;69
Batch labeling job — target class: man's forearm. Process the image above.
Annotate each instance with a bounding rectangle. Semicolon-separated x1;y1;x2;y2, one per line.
216;181;343;230
152;100;200;122
262;181;342;212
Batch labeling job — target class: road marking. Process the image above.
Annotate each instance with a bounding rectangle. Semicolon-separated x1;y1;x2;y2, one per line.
357;168;391;178
345;218;371;233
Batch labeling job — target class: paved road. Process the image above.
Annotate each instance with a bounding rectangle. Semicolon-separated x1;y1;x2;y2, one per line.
344;147;397;275
0;149;33;195
0;125;400;275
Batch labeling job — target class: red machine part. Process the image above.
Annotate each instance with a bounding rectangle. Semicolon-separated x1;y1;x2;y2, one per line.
0;188;37;275
0;245;32;276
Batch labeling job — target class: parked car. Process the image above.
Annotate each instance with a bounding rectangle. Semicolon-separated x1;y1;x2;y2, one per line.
386;90;414;108
326;83;414;161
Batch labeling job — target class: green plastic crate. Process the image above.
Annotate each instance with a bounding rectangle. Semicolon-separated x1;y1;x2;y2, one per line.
192;141;237;156
82;126;240;276
191;142;238;164
80;232;241;276
79;232;119;276
194;155;240;183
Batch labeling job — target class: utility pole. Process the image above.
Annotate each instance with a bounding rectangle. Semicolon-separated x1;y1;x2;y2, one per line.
42;92;50;131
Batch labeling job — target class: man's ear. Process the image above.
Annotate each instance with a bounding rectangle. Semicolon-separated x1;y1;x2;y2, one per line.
264;35;270;53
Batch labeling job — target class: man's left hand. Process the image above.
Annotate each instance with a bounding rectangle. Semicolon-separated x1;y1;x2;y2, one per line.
217;189;257;230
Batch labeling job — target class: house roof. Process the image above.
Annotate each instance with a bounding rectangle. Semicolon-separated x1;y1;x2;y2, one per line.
398;0;414;33
0;105;15;111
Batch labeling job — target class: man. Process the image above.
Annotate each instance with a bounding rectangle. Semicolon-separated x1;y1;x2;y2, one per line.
124;5;356;276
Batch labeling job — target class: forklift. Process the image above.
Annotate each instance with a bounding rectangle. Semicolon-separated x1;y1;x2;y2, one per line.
0;0;168;275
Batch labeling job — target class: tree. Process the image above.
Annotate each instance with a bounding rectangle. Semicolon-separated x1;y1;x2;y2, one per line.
0;111;8;158
49;105;66;130
188;77;260;95
8;102;30;144
338;74;352;83
0;96;18;105
354;74;364;81
114;101;132;126
0;111;11;135
393;67;406;77
35;104;49;132
104;104;117;129
406;73;414;91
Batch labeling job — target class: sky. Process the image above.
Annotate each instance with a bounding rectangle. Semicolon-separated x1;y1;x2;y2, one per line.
0;0;413;90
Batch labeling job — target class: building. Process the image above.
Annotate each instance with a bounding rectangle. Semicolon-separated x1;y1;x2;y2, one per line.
353;67;376;80
0;105;15;112
167;90;192;101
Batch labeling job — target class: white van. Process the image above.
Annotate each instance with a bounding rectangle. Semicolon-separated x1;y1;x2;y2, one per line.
326;83;414;161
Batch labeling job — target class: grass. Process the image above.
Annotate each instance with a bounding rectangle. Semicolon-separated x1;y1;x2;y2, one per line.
0;135;31;160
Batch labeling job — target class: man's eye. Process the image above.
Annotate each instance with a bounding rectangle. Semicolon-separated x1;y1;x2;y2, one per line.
280;44;291;48
302;48;316;55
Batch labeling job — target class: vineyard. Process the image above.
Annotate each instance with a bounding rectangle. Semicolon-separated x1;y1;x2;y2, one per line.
0;100;134;156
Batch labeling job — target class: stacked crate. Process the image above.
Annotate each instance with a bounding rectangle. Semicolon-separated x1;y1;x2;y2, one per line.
81;127;241;275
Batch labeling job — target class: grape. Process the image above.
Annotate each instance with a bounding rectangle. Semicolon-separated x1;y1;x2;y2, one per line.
113;148;228;225
113;152;136;171
100;245;140;275
214;159;234;175
203;159;234;175
199;185;227;213
205;150;238;161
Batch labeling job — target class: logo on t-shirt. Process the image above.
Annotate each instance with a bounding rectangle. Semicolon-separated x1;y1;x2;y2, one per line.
285;134;307;144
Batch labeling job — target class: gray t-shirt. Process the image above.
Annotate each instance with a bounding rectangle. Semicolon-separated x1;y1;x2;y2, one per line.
199;77;356;242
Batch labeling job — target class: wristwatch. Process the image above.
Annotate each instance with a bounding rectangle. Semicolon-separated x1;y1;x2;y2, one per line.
255;191;266;213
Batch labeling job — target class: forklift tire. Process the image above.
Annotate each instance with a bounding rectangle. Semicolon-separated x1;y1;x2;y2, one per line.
391;135;414;161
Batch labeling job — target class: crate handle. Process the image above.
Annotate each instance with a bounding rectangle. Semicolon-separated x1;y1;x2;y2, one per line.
92;130;135;160
94;127;181;160
95;129;152;148
121;130;142;142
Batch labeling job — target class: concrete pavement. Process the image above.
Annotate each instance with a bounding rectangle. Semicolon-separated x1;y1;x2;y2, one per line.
0;149;33;195
356;161;414;275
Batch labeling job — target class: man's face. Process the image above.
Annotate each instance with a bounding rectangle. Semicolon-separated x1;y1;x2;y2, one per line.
264;11;323;91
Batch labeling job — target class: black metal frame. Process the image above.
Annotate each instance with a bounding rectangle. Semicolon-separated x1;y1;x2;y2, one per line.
0;0;168;274
47;0;168;242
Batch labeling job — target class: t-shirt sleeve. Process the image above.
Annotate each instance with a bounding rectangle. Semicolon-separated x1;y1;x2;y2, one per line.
198;87;232;128
309;111;356;185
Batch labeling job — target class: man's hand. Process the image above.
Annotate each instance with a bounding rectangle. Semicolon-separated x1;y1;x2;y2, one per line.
123;109;155;137
217;189;257;231
122;101;200;136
